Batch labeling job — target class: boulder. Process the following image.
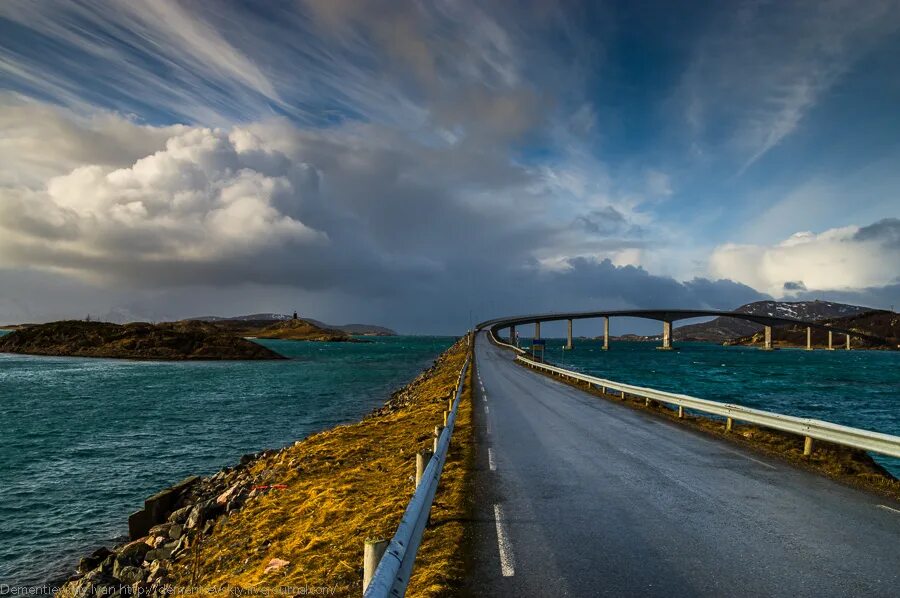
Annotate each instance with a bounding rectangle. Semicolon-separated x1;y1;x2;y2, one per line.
168;505;192;524
168;523;183;540
117;539;151;566
77;547;113;574
145;547;173;562
148;523;172;537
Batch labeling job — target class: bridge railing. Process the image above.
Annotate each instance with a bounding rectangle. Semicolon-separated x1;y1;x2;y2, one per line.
511;354;900;459
487;327;526;355
364;333;471;598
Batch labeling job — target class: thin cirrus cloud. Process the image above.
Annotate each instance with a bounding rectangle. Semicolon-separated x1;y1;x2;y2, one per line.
0;0;898;331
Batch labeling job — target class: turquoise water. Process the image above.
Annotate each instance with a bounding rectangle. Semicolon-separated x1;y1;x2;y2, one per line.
528;339;900;476
0;334;454;586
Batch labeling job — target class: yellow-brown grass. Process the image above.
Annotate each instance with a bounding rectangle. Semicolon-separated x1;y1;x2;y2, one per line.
169;338;473;596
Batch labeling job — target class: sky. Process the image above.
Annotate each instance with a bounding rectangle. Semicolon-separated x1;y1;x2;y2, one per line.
0;0;899;334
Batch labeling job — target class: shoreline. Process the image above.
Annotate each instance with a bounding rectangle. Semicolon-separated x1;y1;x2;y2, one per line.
42;338;471;596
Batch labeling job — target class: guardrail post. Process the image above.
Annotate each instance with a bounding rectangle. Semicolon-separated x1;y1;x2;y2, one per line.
416;450;434;488
678;406;684;419
644;397;650;406
363;538;388;592
433;426;444;453
620;390;626;400
726;417;734;432
803;436;814;456
443;411;449;427
448;398;453;412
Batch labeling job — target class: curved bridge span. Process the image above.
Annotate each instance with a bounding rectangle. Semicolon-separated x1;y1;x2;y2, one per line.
477;308;883;350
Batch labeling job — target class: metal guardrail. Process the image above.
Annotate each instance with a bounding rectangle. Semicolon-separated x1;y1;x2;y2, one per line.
510;352;900;459
364;342;471;598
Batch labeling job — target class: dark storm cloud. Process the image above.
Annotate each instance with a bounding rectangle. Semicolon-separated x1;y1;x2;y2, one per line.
853;217;900;248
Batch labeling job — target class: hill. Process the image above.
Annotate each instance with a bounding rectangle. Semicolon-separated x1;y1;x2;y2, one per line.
0;320;285;360
250;318;368;342
674;300;872;342
725;310;899;349
191;314;397;336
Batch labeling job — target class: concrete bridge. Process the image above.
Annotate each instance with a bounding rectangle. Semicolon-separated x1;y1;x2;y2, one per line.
478;308;883;351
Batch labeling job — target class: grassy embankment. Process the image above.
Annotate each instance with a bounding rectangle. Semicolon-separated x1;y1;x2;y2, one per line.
505;342;900;503
168;337;473;595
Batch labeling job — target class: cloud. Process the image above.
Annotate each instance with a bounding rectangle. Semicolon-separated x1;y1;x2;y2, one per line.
0;99;768;332
678;0;900;170
709;219;900;298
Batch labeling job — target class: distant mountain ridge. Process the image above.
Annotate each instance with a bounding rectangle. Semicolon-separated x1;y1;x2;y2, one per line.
674;300;873;342
189;314;397;336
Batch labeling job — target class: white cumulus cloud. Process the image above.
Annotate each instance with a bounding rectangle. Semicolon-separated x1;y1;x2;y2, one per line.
0;124;326;281
709;220;900;297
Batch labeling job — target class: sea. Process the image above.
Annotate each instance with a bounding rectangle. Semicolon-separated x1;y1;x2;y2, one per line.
0;334;454;586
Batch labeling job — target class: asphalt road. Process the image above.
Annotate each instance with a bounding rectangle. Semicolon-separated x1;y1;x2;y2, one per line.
464;332;900;597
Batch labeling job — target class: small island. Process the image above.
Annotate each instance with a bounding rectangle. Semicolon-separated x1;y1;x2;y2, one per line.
251;317;369;342
0;320;286;360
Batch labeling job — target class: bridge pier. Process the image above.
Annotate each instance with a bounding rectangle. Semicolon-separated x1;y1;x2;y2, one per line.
602;316;609;351
806;327;812;350
510;325;517;347
846;333;851;351
828;330;834;350
566;319;573;350
535;321;541;341
762;325;773;350
658;321;673;350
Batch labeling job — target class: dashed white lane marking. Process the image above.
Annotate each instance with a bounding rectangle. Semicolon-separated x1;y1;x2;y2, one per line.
482;392;487;403
877;504;900;515
485;405;490;414
493;504;516;577
488;447;497;471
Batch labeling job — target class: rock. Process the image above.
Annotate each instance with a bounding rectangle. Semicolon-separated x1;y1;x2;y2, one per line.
168;505;192;524
216;483;240;506
168;523;183;540
185;504;203;529
117;539;151;566
148;523;172;537
145;546;173;562
263;557;290;573
240;453;257;466
147;561;168;583
115;565;145;584
77;547;113;573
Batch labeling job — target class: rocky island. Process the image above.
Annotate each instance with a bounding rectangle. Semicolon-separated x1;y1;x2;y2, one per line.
250;317;369;342
0;320;285;360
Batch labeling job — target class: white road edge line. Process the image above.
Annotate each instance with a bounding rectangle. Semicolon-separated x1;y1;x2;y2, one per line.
877;504;900;515
716;445;777;470
488;447;497;471
485;405;490;414
493;504;515;577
